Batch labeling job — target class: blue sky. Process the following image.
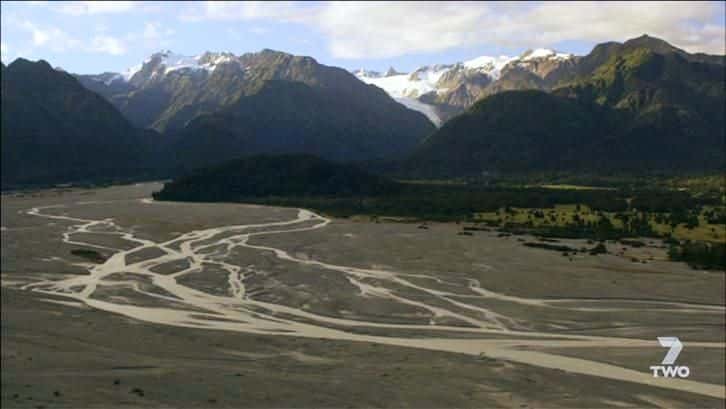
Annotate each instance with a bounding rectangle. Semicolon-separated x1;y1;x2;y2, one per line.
1;1;724;74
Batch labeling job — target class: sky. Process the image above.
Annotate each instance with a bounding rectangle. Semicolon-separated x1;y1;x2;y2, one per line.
1;1;724;74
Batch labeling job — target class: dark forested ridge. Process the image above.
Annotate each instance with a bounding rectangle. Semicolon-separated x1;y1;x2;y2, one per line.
153;153;641;221
153;154;400;201
406;90;616;176
1;59;160;188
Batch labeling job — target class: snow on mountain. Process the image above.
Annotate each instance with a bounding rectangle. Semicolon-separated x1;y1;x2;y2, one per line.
355;63;461;98
462;55;517;79
521;48;573;61
157;51;199;74
354;48;576;126
352;68;382;78
151;50;237;75
91;51;239;85
395;97;442;126
354;58;507;125
355;66;451;125
384;66;402;77
121;63;142;82
357;68;446;99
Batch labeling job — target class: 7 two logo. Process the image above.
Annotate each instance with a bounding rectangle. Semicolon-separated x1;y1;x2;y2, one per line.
649;337;690;378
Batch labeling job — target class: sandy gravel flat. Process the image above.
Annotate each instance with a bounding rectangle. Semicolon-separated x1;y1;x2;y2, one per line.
2;183;724;408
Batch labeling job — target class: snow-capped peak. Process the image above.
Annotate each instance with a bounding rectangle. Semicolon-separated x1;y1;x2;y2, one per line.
114;50;240;83
462;55;517;79
151;50;203;74
521;48;573;61
384;66;401;77
352;68;382;78
121;63;142;82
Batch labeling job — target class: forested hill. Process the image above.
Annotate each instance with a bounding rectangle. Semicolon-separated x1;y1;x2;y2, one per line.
152;154;400;202
1;59;157;188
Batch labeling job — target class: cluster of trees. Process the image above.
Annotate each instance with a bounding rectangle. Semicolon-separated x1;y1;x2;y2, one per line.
704;208;726;225
668;241;726;270
154;154;724;271
155;156;640;221
501;214;630;241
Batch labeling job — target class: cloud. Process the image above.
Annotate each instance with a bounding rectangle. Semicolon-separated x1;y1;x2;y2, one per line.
179;1;724;57
315;1;725;58
127;21;175;50
313;2;491;59
1;42;8;61
516;1;725;54
179;1;308;22
88;35;126;55
18;20;80;52
143;21;174;40
14;19;127;56
54;1;136;16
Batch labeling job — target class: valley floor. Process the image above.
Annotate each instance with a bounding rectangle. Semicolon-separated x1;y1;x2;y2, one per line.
1;183;724;408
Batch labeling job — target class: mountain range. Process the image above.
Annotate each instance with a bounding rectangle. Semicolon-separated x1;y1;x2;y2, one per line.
354;48;577;124
1;34;723;188
354;35;724;126
408;35;725;176
76;49;433;137
2;49;434;187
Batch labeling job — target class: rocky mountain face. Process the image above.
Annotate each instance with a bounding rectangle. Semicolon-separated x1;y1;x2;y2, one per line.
406;36;725;176
1;59;158;188
354;49;577;124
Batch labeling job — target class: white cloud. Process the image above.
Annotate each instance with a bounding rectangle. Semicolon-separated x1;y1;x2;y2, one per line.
179;1;311;22
54;1;136;16
179;1;725;57
13;19;127;56
516;1;725;55
315;1;725;58
127;21;175;50
18;20;80;52
313;2;490;59
88;35;126;55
